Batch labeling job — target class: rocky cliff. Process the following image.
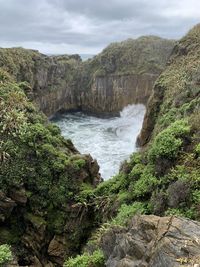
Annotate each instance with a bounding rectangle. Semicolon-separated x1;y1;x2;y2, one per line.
0;36;174;117
63;24;200;267
81;36;174;114
80;73;157;115
0;48;82;117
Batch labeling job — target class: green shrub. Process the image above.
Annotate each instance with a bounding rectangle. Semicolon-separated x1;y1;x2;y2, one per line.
184;207;198;219
165;208;185;217
75;183;95;203
0;244;12;265
166;165;190;182
132;165;158;198
111;202;146;226
0;69;13;82
129;163;144;181
73;159;86;170
93;179;113;196
0;226;22;244
165;164;200;187
64;249;105;267
165;207;197;219
149;119;190;161
157;98;200;130
94;173;127;196
116;191;131;204
192;190;200;204
129;152;142;166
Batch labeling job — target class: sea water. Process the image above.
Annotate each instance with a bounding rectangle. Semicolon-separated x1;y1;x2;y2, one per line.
52;104;146;180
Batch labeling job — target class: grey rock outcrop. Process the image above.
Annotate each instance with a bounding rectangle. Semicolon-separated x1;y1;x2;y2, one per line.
101;215;200;267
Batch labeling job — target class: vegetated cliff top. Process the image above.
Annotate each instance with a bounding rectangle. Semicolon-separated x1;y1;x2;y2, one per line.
0;47;81;87
0;35;175;86
85;36;175;76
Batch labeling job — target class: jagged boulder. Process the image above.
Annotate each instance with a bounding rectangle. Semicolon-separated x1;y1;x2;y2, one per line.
100;215;200;267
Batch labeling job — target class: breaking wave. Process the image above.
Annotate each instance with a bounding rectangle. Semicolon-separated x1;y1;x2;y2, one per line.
52;104;146;180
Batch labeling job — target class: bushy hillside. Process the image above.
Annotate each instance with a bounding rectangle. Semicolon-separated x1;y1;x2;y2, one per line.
0;69;101;266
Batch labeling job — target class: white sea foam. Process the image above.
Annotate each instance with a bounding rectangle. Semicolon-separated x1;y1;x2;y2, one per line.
53;104;146;180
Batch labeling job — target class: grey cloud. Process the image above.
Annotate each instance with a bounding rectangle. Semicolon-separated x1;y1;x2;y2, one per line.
0;0;199;54
48;0;151;20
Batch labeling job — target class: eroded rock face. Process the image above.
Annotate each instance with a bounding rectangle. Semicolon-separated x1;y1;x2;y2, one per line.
9;188;27;205
136;83;165;146
100;215;200;267
80;73;158;115
78;36;175;116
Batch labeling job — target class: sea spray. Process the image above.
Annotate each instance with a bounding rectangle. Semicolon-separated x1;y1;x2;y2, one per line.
52;104;146;179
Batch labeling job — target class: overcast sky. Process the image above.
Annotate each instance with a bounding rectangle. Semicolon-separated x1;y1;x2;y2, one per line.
0;0;200;55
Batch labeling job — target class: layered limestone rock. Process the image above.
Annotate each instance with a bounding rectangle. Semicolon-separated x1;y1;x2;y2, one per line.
101;215;200;267
82;36;175;115
80;73;157;115
0;36;175;117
